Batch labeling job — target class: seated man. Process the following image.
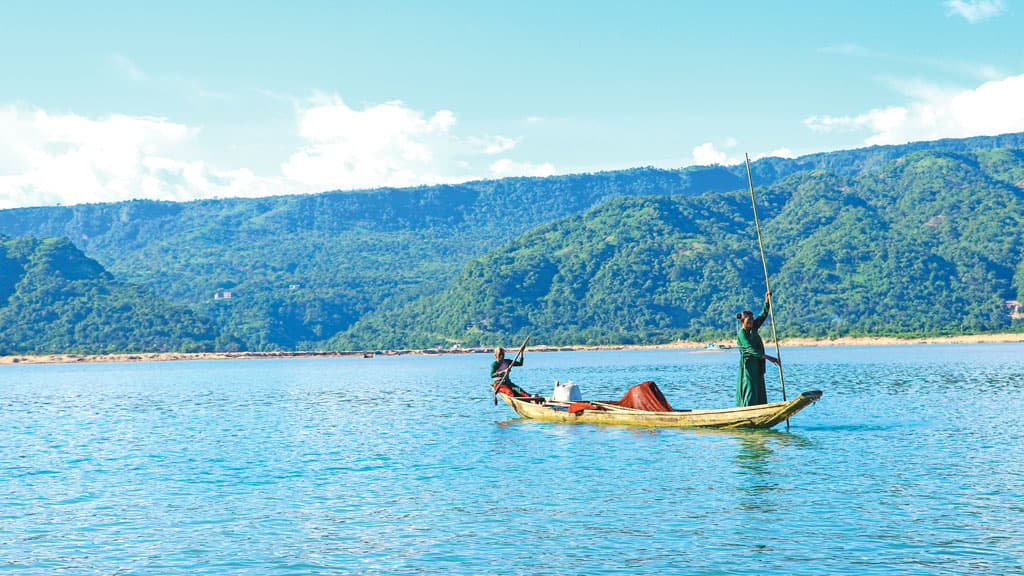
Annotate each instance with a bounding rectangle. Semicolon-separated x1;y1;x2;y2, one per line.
490;346;529;397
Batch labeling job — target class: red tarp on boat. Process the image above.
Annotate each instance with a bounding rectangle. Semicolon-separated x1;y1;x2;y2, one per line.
611;381;673;412
568;402;598;414
494;383;529;397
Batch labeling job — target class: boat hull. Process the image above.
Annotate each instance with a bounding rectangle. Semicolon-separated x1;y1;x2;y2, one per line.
500;390;822;429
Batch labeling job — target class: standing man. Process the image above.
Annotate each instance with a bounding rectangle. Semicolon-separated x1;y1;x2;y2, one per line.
735;292;781;406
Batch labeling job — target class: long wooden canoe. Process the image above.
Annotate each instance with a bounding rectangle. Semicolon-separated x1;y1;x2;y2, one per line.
499;390;822;429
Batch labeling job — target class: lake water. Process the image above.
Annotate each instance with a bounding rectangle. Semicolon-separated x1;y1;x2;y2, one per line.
1;344;1023;575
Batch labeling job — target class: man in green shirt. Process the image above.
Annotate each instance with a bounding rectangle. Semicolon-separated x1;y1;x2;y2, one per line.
736;292;781;407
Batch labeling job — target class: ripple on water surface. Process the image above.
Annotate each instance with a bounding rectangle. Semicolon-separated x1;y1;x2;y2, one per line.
1;346;1023;575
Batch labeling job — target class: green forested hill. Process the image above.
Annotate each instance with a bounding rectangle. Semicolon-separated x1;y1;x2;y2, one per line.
0;237;217;354
2;133;1024;353
0;168;751;350
334;149;1024;349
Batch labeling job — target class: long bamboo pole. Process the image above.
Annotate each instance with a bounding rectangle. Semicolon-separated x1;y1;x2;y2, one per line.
744;153;787;404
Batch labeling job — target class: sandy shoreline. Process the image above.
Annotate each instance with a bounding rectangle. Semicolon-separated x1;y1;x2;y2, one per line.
2;332;1023;365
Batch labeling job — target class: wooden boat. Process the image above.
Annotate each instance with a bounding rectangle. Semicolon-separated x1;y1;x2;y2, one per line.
703;342;733;350
498;390;822;429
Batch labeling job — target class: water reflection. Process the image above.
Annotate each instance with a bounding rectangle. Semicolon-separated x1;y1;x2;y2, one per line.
4;346;1024;576
728;429;808;514
736;434;774;475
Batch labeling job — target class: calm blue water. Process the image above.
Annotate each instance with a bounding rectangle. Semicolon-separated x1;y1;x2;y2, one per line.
1;344;1023;575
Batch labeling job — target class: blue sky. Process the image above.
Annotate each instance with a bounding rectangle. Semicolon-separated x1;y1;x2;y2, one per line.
1;0;1022;208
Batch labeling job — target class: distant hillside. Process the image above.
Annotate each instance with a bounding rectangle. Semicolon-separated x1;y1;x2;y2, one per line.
0;169;750;350
2;132;1024;352
333;149;1024;348
0;236;217;355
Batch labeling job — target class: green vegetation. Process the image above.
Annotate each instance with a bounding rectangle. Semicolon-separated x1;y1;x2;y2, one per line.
336;151;1024;348
2;133;1024;353
0;237;217;355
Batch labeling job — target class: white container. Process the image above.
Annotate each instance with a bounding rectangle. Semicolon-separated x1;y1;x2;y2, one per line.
552;380;583;402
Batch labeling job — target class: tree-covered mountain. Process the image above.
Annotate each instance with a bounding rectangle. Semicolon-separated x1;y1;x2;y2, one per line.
0;169;751;350
2;132;1024;353
333;149;1024;349
0;236;217;355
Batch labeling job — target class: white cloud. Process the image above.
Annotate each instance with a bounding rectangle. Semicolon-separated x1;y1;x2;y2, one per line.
691;142;741;166
0;95;555;208
751;148;796;160
804;73;1024;146
944;0;1005;23
488;158;556;179
281;94;553;190
464;135;520;155
0;105;278;209
280;94;459;190
689;141;794;166
482;136;520;155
